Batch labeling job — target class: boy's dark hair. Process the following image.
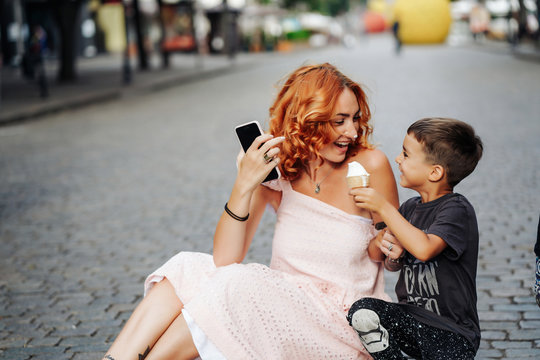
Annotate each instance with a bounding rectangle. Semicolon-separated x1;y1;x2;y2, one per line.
408;118;483;188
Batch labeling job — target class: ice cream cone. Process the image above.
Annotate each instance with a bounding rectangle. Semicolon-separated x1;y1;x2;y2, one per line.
346;174;370;188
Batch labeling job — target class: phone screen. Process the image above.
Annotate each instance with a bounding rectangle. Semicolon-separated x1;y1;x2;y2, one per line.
235;122;263;152
235;121;280;183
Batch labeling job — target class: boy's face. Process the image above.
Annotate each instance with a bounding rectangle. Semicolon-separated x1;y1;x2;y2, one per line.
395;133;433;191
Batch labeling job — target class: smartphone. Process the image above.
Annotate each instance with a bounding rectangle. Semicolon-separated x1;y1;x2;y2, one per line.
235;121;281;183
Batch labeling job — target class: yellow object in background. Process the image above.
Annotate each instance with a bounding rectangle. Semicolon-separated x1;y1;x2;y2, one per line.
367;0;393;28
368;0;389;13
392;0;452;44
97;4;127;53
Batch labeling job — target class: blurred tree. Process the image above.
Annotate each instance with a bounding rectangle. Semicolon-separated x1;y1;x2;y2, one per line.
50;0;84;82
49;0;148;81
132;0;149;70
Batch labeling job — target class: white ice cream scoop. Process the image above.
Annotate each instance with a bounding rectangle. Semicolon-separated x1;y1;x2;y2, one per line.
346;161;370;188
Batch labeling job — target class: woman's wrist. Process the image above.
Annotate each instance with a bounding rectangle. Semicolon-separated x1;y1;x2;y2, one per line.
384;256;403;271
232;177;257;200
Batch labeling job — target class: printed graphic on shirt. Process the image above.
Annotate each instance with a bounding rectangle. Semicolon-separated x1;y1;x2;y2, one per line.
404;259;441;315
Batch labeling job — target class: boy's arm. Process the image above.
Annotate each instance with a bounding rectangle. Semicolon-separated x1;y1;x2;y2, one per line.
350;188;447;262
356;149;400;261
379;204;447;261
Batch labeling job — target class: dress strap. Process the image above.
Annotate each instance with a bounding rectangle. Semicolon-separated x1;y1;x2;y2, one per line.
262;178;285;192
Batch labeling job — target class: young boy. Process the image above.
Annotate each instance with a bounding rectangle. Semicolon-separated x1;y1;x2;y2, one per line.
347;118;483;359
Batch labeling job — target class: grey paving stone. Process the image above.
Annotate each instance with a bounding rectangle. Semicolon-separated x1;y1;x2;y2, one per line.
475;348;504;359
478;295;512;306
93;326;121;339
522;310;540;320
70;352;105;360
513;295;537;304
29;353;72;360
0;348;31;360
505;348;540;357
490;287;532;297
50;325;96;338
26;337;61;347
480;321;519;331
58;335;108;347
492;303;540;312
491;340;534;349
480;331;507;341
508;328;540;340
518;319;540;329
68;343;109;353
0;346;68;358
479;311;521;321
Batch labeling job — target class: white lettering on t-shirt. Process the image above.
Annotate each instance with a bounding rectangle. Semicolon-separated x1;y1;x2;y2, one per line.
404;261;441;315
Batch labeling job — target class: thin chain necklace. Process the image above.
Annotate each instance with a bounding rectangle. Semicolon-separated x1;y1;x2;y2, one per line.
305;165;335;194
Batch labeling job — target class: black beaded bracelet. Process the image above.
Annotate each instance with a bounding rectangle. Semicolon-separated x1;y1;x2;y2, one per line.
224;202;249;222
375;222;387;230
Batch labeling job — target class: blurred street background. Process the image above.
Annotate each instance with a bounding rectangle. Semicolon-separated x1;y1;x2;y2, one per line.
1;0;540;359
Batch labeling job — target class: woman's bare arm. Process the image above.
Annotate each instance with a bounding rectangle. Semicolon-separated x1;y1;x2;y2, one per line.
213;134;284;266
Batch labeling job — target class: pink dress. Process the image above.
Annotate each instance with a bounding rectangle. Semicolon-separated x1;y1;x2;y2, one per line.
145;179;390;359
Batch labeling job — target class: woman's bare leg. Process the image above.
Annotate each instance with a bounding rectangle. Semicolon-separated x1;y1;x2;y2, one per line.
103;278;183;360
146;314;199;360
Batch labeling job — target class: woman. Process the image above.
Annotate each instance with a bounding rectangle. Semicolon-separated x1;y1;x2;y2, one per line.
103;63;399;360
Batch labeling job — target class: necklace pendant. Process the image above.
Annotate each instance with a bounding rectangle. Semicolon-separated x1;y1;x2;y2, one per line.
315;184;321;194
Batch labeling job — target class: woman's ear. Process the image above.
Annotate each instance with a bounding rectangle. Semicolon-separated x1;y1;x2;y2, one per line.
429;165;445;182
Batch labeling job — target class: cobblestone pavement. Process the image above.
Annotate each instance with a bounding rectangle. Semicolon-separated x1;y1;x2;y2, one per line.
1;34;539;359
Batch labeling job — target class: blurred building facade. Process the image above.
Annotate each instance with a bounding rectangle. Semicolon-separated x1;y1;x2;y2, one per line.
1;0;361;71
0;0;248;75
3;0;536;83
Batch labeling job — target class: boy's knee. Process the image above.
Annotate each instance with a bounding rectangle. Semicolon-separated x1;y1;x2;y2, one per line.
348;297;383;316
349;308;390;353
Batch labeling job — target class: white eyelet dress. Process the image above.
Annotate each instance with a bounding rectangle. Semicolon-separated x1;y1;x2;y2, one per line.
144;179;390;359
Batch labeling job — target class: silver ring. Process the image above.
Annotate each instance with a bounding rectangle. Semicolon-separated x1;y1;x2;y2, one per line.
263;152;273;164
388;243;393;252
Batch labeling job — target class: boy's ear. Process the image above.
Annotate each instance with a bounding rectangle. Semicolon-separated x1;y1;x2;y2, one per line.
429;165;445;182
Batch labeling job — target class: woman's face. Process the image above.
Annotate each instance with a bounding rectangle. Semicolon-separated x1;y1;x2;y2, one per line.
318;87;360;164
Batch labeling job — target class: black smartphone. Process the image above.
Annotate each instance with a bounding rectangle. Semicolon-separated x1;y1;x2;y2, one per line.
235;121;281;183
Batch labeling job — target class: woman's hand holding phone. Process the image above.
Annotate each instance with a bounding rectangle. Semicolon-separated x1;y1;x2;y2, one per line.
236;134;284;193
235;121;283;184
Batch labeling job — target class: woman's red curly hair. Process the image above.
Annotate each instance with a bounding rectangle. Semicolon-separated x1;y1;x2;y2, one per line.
268;63;373;180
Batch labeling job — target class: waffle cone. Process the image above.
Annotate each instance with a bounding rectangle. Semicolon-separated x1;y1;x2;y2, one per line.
347;175;370;188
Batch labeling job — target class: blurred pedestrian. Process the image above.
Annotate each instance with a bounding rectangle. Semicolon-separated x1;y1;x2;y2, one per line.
469;0;490;42
535;215;540;307
391;5;402;54
392;21;401;54
102;63;399;360
21;25;48;98
347;118;483;359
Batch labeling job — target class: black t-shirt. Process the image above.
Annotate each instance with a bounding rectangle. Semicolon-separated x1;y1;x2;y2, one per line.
395;193;481;350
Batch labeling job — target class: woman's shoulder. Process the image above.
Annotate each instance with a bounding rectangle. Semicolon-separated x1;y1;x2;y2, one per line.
260;179;284;211
349;148;392;173
262;178;286;192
